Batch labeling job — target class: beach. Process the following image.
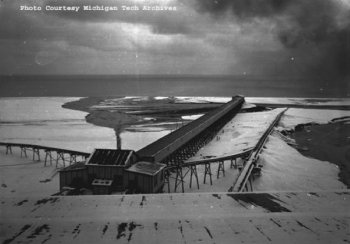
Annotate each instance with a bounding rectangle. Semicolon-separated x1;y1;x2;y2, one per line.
1;96;350;244
1;96;349;194
290;120;350;187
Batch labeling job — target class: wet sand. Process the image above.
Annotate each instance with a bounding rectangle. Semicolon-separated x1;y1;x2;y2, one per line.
290;121;350;188
63;97;221;130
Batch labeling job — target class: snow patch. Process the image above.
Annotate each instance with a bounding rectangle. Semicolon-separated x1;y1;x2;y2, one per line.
279;108;350;130
253;134;346;191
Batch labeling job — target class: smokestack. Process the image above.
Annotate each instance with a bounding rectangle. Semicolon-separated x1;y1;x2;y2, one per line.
115;127;122;150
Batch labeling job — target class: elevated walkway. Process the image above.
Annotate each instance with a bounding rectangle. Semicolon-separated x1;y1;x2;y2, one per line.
137;96;244;163
0;142;90;167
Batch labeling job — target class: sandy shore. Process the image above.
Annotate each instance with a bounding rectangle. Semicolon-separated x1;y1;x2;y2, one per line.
289;120;350;188
0;150;59;198
63;97;222;130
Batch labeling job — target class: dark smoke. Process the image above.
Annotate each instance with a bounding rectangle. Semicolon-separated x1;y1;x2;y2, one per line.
195;0;350;81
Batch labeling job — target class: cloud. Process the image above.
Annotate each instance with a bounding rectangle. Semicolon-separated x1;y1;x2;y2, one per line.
194;0;350;80
0;0;348;85
36;0;196;35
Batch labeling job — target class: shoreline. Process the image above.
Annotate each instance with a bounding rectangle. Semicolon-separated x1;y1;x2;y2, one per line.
62;96;350;130
288;120;350;188
1;96;349;193
62;97;222;131
62;97;350;191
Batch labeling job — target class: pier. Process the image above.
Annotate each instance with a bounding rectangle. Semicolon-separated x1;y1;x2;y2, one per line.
159;107;288;193
0;142;90;168
137;96;245;165
164;150;251;193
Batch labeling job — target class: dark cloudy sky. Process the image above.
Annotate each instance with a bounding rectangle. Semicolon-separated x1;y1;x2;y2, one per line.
0;0;349;82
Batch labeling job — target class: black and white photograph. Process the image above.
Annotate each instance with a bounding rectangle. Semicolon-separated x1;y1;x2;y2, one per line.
0;0;349;243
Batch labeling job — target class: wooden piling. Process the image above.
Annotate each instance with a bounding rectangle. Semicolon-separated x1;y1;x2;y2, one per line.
217;161;225;178
20;146;27;158
33;148;40;161
203;163;212;185
174;166;185;193
189;165;199;189
6;145;12;155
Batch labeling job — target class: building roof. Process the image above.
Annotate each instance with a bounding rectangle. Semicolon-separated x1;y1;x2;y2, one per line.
86;149;134;166
126;161;166;176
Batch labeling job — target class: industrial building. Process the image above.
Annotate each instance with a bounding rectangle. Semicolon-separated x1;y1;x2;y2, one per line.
58;96;244;195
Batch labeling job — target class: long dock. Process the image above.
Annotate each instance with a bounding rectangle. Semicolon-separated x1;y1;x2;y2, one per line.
0;142;90;168
163;108;288;193
137;96;244;164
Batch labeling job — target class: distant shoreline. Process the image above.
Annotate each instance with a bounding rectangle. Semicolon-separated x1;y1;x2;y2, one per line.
62;96;350;130
1;75;348;97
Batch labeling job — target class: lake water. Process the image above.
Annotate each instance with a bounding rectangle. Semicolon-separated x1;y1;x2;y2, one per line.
1;75;348;97
0;97;173;153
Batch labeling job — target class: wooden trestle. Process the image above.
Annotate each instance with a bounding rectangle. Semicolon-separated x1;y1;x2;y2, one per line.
230;109;288;193
0;142;90;168
163;150;251;193
135;96;245;193
160;102;247;193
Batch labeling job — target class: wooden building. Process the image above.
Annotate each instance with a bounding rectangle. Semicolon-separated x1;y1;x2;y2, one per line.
59;162;88;190
125;161;166;193
59;149;138;194
86;149;137;193
59;149;167;194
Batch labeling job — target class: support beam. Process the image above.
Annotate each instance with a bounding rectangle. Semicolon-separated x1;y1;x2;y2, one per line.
164;170;171;193
33;148;40;161
56;152;66;168
44;150;54;166
230;158;237;169
20;146;27;158
189;165;199;189
174;167;185;193
203;163;212;185
6;145;12;155
217;161;225;179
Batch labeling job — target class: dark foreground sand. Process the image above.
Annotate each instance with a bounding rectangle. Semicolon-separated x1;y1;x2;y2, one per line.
290;121;350;188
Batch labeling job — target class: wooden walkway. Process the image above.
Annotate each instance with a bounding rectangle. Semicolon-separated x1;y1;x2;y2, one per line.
164;149;252;193
229;108;288;192
0;142;90;168
137;96;244;163
164;108;289;194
